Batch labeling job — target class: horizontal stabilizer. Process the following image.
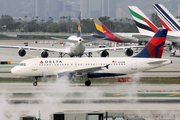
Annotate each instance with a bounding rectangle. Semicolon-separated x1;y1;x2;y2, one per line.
147;60;168;64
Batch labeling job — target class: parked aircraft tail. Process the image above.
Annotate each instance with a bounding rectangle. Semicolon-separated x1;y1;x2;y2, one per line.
77;12;81;37
134;29;168;58
153;4;180;32
93;18;123;42
128;6;159;35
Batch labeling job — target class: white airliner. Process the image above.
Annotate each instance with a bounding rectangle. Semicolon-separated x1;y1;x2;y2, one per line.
0;13;143;58
11;29;171;86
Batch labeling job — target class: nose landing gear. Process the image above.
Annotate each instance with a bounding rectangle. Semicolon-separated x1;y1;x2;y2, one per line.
33;77;38;86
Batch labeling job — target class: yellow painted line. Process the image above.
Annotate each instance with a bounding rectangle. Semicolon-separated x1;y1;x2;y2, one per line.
114;93;127;96
168;94;180;96
101;83;110;85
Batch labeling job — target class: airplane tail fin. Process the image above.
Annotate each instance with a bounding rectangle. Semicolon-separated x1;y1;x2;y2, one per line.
128;6;159;35
93;18;123;42
153;4;180;31
134;29;168;58
93;18;111;36
77;12;81;37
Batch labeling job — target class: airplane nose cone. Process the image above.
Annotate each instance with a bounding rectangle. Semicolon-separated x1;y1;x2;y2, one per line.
11;67;18;75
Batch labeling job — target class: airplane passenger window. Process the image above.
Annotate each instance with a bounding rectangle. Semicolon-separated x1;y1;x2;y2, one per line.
24;63;26;66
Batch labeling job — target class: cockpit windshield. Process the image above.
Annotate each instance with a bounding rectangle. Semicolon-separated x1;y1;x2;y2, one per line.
18;63;26;66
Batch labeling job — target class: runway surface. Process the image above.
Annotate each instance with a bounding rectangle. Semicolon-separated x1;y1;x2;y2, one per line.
0;40;180;119
0;82;180;119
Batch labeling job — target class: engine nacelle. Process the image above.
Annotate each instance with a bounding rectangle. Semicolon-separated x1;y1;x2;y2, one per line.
125;48;133;56
100;50;109;57
41;51;49;58
18;49;26;57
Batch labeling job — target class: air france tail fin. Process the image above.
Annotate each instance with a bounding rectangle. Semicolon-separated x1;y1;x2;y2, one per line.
134;29;168;58
153;4;180;32
93;18;123;42
128;6;159;35
77;12;81;37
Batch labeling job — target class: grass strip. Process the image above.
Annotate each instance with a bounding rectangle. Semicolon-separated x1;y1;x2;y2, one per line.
0;77;180;84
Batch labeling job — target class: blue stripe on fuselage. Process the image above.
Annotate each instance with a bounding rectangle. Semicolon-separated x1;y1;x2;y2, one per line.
88;73;126;78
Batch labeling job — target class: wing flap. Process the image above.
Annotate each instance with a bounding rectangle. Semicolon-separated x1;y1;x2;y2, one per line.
53;64;109;75
84;46;144;53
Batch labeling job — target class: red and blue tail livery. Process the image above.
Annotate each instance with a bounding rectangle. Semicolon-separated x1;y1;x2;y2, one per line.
93;18;123;42
134;29;168;58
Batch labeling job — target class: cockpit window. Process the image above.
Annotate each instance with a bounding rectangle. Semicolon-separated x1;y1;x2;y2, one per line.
18;63;26;66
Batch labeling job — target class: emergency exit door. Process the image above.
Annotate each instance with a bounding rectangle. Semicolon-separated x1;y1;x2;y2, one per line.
131;59;137;70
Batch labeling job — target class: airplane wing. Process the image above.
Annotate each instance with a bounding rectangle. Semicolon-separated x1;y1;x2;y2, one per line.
53;64;110;75
0;45;68;53
51;37;79;43
132;34;152;41
84;46;144;53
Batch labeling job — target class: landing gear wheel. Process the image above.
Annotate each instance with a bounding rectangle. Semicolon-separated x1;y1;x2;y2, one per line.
85;80;91;86
33;82;37;86
33;77;38;86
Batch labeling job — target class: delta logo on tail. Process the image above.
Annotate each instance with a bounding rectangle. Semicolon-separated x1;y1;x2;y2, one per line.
153;4;180;32
93;18;123;42
134;29;168;58
128;6;158;33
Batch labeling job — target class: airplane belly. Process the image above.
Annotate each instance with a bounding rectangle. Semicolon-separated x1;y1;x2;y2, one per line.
70;44;85;56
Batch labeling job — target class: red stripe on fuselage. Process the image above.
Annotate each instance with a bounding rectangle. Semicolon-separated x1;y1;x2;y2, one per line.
102;24;123;42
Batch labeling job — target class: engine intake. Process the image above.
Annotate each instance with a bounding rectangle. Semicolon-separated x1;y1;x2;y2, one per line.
125;48;133;56
18;49;26;57
101;50;109;57
41;51;49;58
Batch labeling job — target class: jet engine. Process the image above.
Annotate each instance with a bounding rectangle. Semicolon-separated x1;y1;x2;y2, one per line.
41;51;49;58
100;50;109;57
125;48;133;56
18;48;26;57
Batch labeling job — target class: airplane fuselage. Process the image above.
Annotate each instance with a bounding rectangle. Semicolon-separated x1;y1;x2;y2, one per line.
68;42;85;57
66;36;86;57
11;57;171;78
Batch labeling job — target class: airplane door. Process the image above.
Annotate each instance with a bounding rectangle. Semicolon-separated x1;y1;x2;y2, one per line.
32;60;38;71
131;59;137;70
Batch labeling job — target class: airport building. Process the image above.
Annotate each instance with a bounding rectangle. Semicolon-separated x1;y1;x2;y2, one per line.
80;0;116;18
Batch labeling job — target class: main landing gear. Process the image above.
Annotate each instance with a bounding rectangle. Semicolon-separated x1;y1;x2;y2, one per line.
85;80;91;86
84;75;91;86
33;77;38;86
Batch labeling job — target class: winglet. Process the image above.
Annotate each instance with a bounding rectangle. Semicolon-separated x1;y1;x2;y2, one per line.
77;12;81;37
104;64;110;69
134;29;168;58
